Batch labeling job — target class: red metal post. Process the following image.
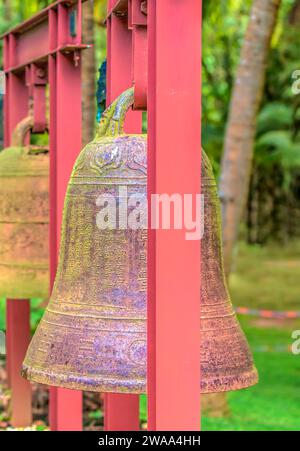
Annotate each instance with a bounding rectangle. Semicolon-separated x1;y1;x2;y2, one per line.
48;3;83;431
147;0;202;430
3;37;32;428
131;0;147;110
105;394;140;431
6;300;32;428
104;4;142;432
2;0;86;431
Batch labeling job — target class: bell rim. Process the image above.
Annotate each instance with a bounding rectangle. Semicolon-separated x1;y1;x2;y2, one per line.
21;364;146;394
22;364;258;395
200;367;259;394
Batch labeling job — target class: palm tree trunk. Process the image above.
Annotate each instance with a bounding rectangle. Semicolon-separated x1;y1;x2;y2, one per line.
219;0;281;277
82;0;96;146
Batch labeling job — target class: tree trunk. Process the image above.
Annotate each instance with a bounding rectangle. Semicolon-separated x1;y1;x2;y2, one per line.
4;0;12;21
201;393;230;418
219;0;281;277
82;0;96;146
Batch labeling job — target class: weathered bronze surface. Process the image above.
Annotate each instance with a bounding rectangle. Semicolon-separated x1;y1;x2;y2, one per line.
200;151;258;392
0;116;49;299
23;89;258;393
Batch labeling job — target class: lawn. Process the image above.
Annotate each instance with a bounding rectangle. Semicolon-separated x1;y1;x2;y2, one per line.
201;323;300;430
140;336;300;431
141;241;300;431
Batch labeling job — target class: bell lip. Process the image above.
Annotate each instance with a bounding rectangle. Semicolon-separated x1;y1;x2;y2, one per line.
200;367;259;394
21;364;146;394
22;364;258;395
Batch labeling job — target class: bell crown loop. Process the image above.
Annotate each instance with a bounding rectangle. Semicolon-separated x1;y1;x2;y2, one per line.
97;87;134;139
11;115;34;147
11;97;49;154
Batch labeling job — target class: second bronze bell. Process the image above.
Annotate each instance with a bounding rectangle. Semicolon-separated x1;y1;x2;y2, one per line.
0;116;49;300
22;89;258;394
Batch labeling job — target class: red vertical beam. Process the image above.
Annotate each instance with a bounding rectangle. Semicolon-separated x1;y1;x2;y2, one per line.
49;10;58;290
131;0;147;110
48;5;83;431
7;300;32;427
105;394;140;432
147;0;202;430
106;14;142;129
3;36;32;427
5;75;28;146
104;10;142;432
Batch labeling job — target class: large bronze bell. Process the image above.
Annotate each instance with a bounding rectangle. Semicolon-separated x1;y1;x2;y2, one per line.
0;116;49;299
22;89;258;393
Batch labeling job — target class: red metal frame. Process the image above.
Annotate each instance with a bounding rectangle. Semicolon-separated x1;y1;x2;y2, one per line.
2;0;86;431
147;0;202;430
104;0;142;431
2;0;202;431
105;0;202;431
6;300;31;427
107;0;147;111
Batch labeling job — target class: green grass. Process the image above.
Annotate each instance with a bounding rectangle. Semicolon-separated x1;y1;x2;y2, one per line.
230;241;300;311
202;322;300;431
140;241;300;431
140;325;300;430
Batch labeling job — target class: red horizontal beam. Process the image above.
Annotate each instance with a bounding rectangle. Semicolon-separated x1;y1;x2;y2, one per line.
14;19;49;68
2;1;87;73
4;44;89;74
0;0;86;38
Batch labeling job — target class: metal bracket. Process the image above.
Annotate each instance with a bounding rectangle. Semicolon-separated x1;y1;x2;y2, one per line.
25;64;47;134
131;0;147;110
106;1;147;110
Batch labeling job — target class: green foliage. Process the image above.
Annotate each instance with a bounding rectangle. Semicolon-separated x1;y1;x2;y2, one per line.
256;130;300;171
202;0;300;198
254;21;300;191
256;103;293;135
230;240;300;311
88;410;103;420
202;0;252;175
